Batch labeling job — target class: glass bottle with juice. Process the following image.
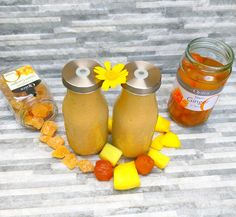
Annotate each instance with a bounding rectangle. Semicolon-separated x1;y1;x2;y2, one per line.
62;59;108;155
112;61;161;158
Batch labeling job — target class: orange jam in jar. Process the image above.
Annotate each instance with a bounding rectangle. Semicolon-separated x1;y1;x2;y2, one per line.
168;38;234;127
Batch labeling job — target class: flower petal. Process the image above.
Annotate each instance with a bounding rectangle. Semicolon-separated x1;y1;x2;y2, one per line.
102;80;111;91
94;66;107;75
112;63;125;73
120;69;129;76
104;61;111;71
95;74;106;80
109;80;119;88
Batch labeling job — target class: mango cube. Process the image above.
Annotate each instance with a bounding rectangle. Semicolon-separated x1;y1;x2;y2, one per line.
114;161;140;190
161;132;181;148
108;117;112;133
99;143;122;166
151;134;164;151
148;148;170;169
155;115;170;133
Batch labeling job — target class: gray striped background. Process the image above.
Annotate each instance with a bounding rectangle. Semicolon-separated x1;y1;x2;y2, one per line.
0;0;236;217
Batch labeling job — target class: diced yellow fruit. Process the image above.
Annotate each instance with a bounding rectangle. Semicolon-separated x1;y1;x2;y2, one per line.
151;134;164;151
114;161;140;190
99;143;122;166
39;134;51;143
161;132;181;148
155;115;170;133
108;117;112;133
148;148;170;169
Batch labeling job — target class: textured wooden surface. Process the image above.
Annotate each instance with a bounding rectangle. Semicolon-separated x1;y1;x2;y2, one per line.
0;0;236;217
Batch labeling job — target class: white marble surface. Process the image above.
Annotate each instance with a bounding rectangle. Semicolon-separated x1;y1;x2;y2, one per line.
0;0;236;217
1;73;236;217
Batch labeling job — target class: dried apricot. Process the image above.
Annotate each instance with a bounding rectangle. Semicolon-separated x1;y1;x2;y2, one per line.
94;160;113;181
62;153;78;170
39;134;50;143
77;160;94;173
31;103;50;118
52;146;70;159
47;135;64;149
41;121;57;136
30;116;44;130
135;154;154;175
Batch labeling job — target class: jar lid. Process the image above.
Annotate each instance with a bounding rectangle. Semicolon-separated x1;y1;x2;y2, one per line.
122;61;161;95
62;59;102;93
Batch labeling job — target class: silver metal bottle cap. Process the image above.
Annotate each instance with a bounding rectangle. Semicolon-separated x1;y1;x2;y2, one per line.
62;59;103;93
122;61;161;95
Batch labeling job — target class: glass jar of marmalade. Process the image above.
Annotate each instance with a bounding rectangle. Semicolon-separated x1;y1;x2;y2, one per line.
168;37;234;127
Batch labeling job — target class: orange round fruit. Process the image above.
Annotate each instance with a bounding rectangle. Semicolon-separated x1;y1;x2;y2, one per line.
94;160;113;181
135;154;154;175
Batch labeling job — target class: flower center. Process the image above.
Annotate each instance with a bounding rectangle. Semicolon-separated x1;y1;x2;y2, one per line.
105;70;119;80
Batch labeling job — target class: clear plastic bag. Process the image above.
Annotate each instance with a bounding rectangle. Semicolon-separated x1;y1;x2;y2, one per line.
0;65;58;130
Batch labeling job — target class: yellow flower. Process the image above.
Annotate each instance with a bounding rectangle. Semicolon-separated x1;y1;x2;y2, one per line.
94;61;128;91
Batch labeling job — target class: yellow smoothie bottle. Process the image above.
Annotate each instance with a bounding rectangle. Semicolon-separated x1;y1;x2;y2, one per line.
112;61;161;158
62;59;108;155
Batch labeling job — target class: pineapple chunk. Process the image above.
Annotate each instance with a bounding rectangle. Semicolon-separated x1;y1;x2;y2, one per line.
114;161;140;190
155;115;170;133
99;143;122;166
148;148;170;169
108;117;112;133
161;132;181;148
151;134;164;151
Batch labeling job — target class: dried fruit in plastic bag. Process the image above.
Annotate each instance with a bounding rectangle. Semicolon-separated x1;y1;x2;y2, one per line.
41;121;58;136
0;65;57;130
31;103;50;118
28;116;44;130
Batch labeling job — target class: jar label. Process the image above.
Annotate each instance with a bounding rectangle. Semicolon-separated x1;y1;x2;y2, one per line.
172;76;222;111
3;65;41;95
